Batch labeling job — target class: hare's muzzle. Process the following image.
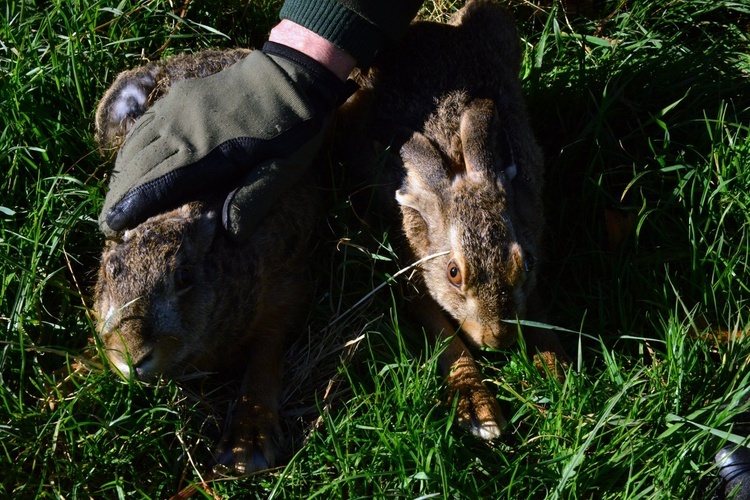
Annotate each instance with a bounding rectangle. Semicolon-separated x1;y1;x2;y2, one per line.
99;318;157;379
104;342;157;380
459;317;518;349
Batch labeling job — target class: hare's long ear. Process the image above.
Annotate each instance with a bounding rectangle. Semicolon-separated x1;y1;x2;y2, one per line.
450;1;522;73
460;98;516;183
178;204;218;256
395;131;449;231
95;70;157;151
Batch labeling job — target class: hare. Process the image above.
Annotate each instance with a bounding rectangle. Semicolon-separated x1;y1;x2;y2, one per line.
339;0;569;439
92;49;315;474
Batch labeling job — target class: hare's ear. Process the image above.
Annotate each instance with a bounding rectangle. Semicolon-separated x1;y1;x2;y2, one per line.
460;98;517;183
450;1;521;73
95;70;157;150
178;204;218;255
395;131;448;230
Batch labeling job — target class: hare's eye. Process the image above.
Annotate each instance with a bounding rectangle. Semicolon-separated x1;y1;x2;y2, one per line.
524;254;536;273
447;259;463;288
174;267;193;290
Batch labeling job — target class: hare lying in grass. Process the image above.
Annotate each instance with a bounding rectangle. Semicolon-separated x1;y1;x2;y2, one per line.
339;0;569;438
93;49;315;473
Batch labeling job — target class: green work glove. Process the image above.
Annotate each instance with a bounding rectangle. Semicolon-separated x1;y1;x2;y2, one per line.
99;42;349;240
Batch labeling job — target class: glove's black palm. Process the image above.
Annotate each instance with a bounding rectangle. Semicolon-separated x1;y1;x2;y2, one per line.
100;42;347;239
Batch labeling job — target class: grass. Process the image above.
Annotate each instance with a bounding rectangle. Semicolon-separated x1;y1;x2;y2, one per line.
2;0;750;497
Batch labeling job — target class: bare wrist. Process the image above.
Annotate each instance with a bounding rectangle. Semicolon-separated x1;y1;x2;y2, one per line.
269;20;356;81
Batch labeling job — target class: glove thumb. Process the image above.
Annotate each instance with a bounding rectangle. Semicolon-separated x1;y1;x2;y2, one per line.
222;132;324;242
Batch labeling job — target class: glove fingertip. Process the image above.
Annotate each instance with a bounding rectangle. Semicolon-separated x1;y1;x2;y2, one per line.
104;206;129;235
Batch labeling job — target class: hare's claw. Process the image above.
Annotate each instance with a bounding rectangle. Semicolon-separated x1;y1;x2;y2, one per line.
455;384;507;440
215;405;281;475
470;415;504;441
215;428;277;475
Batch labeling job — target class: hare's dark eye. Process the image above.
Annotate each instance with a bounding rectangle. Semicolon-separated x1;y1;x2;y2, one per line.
174;267;193;290
524;254;536;273
447;259;463;288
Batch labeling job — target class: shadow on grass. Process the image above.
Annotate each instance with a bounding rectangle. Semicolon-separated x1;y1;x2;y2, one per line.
522;2;750;350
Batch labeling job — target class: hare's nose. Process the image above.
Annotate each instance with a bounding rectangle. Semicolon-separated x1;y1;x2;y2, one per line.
133;352;156;379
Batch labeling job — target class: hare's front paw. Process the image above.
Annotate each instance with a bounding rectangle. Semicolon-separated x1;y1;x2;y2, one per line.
448;370;507;440
532;350;569;382
524;326;570;382
215;400;281;475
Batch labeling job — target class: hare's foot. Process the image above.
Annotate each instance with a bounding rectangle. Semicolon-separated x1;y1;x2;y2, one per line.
215;398;281;475
453;378;506;440
215;332;286;474
414;298;506;439
524;326;570;382
446;356;507;440
532;350;568;382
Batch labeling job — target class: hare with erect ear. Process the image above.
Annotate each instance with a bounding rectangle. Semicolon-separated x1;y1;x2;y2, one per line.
339;0;570;438
93;49;316;474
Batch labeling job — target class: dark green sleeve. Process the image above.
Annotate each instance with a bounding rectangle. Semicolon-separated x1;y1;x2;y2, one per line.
279;0;423;66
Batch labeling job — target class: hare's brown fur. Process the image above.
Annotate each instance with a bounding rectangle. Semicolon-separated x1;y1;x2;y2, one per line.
93;49;313;473
341;0;569;438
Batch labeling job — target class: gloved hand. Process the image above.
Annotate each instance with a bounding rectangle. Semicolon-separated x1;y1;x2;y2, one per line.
99;41;350;240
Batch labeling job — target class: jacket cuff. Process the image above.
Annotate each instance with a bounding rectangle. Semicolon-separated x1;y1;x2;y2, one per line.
280;0;386;67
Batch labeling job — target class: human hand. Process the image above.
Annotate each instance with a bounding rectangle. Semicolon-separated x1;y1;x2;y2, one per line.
99;42;349;240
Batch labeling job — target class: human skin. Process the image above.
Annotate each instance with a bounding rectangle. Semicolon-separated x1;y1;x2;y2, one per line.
269;19;357;81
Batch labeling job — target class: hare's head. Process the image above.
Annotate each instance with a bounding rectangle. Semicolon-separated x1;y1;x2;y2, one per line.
395;97;537;349
94;203;221;379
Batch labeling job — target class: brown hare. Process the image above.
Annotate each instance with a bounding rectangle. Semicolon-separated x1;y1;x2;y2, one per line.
339;0;569;439
93;49;315;474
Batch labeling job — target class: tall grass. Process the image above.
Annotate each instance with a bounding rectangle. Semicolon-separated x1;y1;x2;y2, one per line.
1;0;749;497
